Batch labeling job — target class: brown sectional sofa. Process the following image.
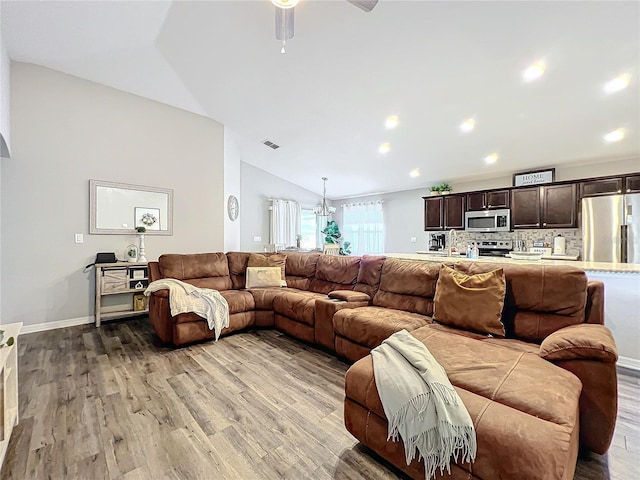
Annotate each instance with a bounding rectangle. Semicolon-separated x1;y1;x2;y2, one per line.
147;251;618;480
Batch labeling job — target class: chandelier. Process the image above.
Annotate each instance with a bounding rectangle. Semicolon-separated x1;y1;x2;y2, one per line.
313;177;336;217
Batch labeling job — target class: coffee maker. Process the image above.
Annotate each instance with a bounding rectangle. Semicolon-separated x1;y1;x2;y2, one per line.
429;233;446;251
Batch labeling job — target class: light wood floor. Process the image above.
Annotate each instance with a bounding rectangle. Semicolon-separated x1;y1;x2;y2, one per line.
1;318;638;479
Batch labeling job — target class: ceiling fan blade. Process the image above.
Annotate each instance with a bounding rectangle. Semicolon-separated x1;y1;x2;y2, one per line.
275;6;294;40
346;0;379;13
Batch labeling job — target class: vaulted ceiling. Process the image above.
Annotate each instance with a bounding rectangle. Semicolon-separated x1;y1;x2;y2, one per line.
2;0;639;198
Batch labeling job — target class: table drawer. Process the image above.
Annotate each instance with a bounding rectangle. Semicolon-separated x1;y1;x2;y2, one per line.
102;268;127;293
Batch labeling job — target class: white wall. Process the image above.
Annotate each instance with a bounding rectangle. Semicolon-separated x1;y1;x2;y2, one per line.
240;162;324;252
1;62;225;327
0;1;11;158
223;128;241;252
334;157;640;253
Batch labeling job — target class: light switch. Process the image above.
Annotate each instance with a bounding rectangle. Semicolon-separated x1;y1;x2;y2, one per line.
253;236;262;242
75;233;84;244
410;237;417;243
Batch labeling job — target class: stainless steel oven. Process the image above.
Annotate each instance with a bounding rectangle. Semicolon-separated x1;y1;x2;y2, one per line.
465;209;511;233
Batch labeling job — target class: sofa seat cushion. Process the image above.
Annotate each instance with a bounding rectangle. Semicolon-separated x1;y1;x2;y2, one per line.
173;290;255;323
346;325;581;426
333;306;430;349
426;323;540;355
250;287;305;310
272;290;328;326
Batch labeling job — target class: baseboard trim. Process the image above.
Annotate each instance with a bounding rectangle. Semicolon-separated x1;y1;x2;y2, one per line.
618;356;640;372
21;316;94;334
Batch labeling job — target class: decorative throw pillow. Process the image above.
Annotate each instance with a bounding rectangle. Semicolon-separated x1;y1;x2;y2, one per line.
246;267;284;289
433;264;506;337
248;253;287;287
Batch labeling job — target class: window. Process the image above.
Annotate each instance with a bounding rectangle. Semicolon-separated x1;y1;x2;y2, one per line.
300;209;318;249
342;201;384;255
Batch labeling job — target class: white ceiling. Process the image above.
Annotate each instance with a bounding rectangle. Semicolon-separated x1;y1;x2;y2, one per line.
2;0;639;198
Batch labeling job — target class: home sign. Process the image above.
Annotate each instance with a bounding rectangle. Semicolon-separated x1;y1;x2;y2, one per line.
513;168;555;187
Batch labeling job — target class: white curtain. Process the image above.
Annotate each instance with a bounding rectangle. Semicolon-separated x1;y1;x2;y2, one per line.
342;201;384;255
270;199;301;247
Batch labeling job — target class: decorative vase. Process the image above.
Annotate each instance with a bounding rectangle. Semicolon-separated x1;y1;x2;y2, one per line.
296;238;301;248
441;190;450;195
137;234;147;263
430;191;440;196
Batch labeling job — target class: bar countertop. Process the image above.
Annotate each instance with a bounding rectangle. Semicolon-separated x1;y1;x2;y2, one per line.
384;252;640;274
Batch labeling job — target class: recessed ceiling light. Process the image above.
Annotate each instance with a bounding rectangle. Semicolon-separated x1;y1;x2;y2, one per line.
484;153;498;164
460;118;476;133
604;74;630;94
385;115;399;129
523;62;545;82
271;0;299;8
604;128;626;143
409;168;420;178
379;142;391;154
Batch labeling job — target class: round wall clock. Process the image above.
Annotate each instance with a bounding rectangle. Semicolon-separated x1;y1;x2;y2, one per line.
227;195;239;221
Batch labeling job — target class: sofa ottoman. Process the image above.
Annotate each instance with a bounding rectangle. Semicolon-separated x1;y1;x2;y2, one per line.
344;326;582;480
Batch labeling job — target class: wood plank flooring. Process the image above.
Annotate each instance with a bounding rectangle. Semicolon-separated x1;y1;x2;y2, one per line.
1;318;638;479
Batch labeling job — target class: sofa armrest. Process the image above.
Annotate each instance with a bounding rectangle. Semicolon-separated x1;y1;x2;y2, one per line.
328;291;371;303
315;298;369;351
585;280;604;324
539;324;618;363
150;289;169;298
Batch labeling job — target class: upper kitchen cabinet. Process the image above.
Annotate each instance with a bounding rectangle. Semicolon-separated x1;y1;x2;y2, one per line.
511;184;577;229
625;175;640;193
541;184;577;228
423;194;465;230
423;196;444;230
580;177;624;197
466;190;510;211
443;194;466;230
511;187;541;228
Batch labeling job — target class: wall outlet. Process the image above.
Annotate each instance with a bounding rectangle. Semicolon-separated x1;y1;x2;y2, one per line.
75;233;84;244
410;237;417;243
253;236;262;242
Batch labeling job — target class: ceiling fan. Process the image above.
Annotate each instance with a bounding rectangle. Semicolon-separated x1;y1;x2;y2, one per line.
271;0;379;53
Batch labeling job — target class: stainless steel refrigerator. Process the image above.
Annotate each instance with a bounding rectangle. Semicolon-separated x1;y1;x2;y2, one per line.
582;194;640;263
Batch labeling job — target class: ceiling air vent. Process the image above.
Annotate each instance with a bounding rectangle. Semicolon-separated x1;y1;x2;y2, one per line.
262;139;280;150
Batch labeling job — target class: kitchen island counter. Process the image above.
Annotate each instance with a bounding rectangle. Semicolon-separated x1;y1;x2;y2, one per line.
385;252;640;274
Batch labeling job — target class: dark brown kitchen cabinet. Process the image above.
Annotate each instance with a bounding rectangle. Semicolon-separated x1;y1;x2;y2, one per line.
580;177;623;197
511;187;541;228
423;197;444;230
443;194;466;230
541;184;577;228
625;175;640;193
511;184;577;229
466;190;509;210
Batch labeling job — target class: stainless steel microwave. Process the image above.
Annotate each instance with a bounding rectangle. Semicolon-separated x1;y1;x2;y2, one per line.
465;209;511;232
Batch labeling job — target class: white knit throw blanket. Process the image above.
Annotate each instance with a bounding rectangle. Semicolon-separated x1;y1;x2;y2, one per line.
144;279;229;340
371;329;477;479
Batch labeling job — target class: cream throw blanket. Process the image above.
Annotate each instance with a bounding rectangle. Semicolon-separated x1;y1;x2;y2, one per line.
145;279;229;340
371;329;477;479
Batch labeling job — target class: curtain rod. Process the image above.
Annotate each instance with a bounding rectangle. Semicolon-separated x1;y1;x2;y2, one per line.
340;200;384;207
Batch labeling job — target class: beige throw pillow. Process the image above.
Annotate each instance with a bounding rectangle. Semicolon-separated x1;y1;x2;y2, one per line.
433;264;506;337
248;253;286;286
246;267;284;289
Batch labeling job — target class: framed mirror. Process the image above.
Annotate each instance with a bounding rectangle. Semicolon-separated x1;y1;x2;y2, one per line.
89;180;174;235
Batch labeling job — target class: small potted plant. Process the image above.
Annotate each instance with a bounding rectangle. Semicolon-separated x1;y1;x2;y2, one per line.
439;182;452;195
429;186;440;196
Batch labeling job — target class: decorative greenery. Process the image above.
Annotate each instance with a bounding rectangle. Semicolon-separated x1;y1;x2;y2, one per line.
438;182;452;192
0;329;14;348
429;185;440;192
126;246;138;259
140;212;158;227
321;221;351;255
135;226;146;233
296;234;303;241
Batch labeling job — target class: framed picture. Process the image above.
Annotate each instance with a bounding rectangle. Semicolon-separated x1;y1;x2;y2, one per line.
135;207;161;231
513;168;555;187
133;293;148;312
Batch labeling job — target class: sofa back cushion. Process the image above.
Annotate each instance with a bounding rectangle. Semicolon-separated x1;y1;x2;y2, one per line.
309;255;360;294
284;252;321;290
227;252;250;289
158;253;232;291
354;255;386;298
455;262;588;342
372;259;439;315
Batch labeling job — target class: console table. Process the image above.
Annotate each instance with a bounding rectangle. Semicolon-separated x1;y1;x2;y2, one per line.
94;262;149;327
0;322;21;470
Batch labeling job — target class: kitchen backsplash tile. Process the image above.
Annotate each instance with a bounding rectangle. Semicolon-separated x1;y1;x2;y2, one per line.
442;229;582;258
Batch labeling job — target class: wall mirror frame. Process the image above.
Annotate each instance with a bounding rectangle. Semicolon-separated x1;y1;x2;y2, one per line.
89;180;174;235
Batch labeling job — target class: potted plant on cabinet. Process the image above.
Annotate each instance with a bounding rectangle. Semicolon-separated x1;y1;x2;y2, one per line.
439;182;452;195
429;186;440;196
